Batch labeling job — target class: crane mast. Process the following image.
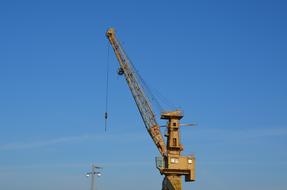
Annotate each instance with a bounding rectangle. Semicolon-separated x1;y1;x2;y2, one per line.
106;28;195;190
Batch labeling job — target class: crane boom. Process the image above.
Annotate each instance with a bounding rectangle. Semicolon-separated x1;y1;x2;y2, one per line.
106;28;166;156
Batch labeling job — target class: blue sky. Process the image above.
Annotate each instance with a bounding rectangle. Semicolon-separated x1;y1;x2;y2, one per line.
0;0;287;190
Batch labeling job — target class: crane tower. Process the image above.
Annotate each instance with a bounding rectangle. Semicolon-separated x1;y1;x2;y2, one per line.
106;28;195;190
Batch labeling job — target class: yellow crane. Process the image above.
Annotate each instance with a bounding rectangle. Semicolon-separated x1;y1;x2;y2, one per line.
106;28;195;190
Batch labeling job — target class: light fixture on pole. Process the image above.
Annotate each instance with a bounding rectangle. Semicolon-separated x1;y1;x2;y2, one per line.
86;164;103;190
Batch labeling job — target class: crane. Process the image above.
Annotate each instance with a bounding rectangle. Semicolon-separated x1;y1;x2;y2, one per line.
106;28;195;190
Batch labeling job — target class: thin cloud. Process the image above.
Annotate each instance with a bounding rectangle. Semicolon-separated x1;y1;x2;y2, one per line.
3;127;285;151
0;132;145;150
0;135;92;150
184;126;287;145
0;161;153;175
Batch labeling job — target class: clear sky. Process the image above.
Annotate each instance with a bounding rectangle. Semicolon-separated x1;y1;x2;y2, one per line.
0;0;287;190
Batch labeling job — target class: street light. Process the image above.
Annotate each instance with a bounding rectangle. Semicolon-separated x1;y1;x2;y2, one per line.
86;164;103;190
86;172;101;177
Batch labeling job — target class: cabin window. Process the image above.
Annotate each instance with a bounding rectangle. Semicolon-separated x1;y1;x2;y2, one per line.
173;138;177;146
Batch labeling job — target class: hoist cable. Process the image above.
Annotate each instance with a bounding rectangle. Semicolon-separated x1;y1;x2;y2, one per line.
122;50;163;114
104;43;110;132
123;49;171;115
136;71;164;112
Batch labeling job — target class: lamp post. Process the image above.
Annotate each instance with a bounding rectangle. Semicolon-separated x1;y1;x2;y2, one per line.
86;164;102;190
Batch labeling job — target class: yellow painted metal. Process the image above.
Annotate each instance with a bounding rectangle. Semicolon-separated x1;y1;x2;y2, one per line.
106;28;167;156
158;111;195;189
106;28;195;190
